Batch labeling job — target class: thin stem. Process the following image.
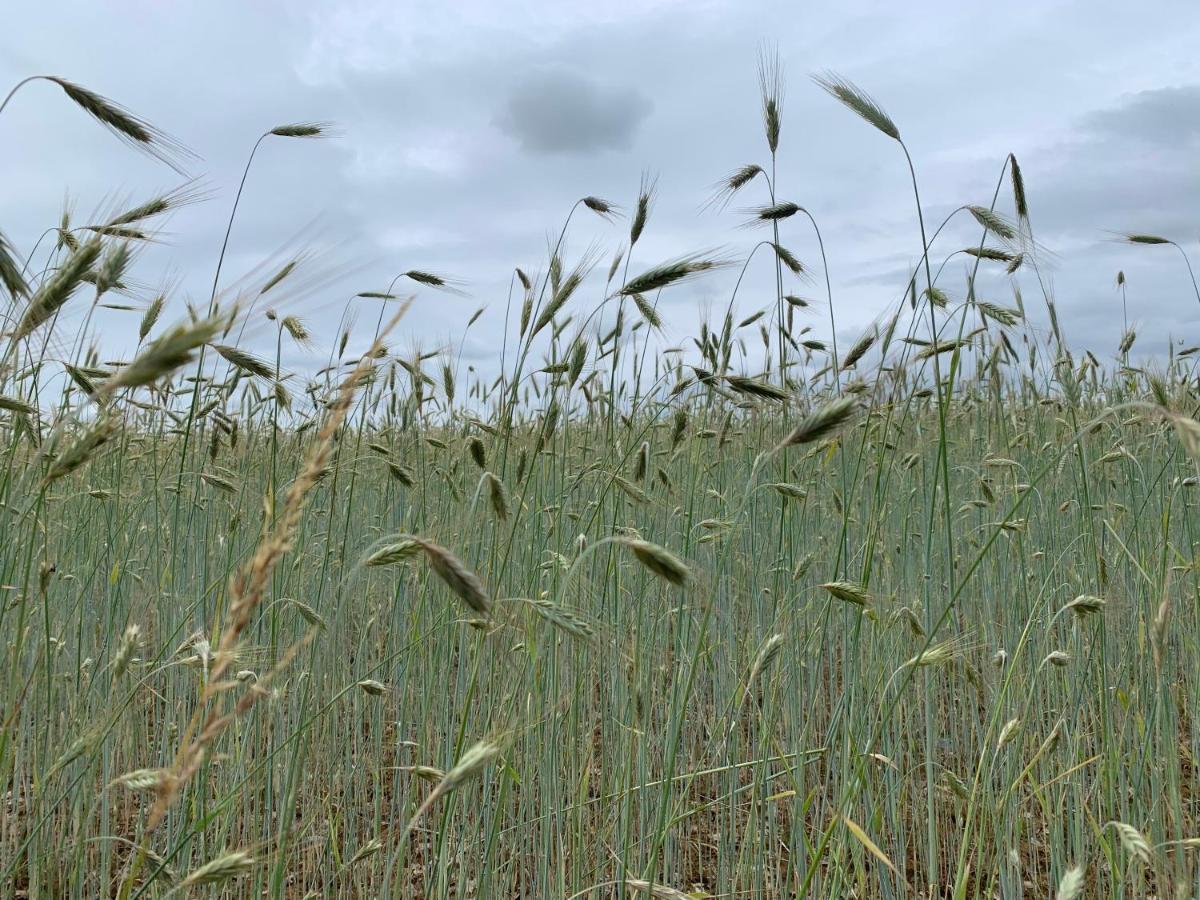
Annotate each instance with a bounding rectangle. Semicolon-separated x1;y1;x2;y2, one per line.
0;75;44;118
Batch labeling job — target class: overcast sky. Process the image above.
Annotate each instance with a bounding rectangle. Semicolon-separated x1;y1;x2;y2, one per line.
2;0;1199;380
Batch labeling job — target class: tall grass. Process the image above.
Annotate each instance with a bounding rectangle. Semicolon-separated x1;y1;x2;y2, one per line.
1;60;1198;899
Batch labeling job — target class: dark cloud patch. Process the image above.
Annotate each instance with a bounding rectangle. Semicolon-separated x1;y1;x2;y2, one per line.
1006;87;1200;242
1081;85;1200;146
960;85;1200;355
496;69;652;155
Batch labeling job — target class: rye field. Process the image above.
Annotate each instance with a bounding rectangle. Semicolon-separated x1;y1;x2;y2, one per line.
2;59;1200;899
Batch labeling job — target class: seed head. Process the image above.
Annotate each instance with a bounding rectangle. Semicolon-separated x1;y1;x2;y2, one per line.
623;538;690;587
820;580;870;606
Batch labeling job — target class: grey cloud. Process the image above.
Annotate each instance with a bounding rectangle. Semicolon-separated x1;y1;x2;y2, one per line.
4;0;1200;378
1000;84;1200;244
961;84;1200;353
496;69;652;155
1081;85;1200;146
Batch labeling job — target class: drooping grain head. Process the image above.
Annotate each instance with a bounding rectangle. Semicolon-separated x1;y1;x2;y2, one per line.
813;72;900;141
47;76;194;172
415;538;492;615
179;851;256;889
623;538;691;587
16;236;103;340
582;196;618;219
0;229;30;300
782;397;857;447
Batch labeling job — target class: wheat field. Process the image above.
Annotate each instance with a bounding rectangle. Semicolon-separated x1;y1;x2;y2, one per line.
1;57;1199;899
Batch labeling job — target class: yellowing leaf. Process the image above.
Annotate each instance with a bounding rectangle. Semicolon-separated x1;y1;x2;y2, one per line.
841;814;898;876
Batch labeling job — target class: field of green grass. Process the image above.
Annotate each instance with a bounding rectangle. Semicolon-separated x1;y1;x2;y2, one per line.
2;60;1199;899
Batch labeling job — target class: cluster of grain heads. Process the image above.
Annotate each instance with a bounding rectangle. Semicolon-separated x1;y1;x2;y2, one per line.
1123;233;1169;246
395;764;445;785
281;314;310;346
440;739;503;791
141;312;405;833
614;473;651;504
92;239;134;296
890;605;923;636
398;269;466;296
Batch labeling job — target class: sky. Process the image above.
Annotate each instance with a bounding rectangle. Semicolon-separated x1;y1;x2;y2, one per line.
2;0;1199;383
